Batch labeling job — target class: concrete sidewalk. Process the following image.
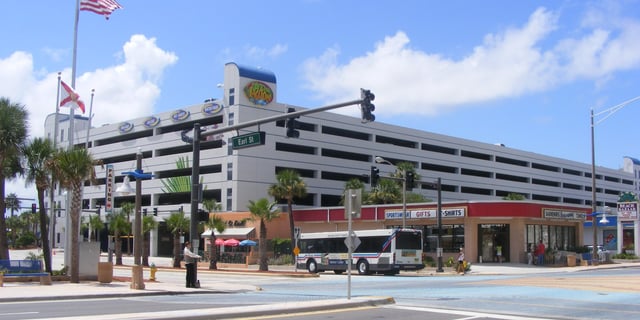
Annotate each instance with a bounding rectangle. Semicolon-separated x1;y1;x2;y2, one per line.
1;249;638;319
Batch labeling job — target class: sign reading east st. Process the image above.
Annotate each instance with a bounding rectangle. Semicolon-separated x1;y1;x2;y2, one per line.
231;131;266;149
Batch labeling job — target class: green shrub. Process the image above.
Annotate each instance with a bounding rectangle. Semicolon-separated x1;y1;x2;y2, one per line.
612;252;639;259
446;257;454;267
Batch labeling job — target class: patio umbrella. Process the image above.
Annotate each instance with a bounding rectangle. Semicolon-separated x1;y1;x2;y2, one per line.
223;238;240;247
239;239;257;246
214;238;224;246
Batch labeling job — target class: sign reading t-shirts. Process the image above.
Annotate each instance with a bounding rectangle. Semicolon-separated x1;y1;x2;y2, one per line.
385;207;466;220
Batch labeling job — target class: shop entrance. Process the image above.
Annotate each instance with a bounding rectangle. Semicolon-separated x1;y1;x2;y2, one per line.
478;224;510;263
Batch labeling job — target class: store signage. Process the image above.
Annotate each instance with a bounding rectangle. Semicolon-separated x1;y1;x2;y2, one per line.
384;208;466;220
543;209;585;220
243;81;273;106
105;165;114;213
617;202;638;221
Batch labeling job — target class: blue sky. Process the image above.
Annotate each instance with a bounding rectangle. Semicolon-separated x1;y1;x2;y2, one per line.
2;0;640;203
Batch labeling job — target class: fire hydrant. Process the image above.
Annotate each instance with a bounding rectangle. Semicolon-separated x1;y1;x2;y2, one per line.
149;263;158;281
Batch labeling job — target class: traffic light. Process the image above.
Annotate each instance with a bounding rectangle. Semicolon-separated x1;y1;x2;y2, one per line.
31;203;36;213
285;107;300;138
198;209;209;222
360;88;375;123
370;166;380;187
153;208;158;216
405;171;415;191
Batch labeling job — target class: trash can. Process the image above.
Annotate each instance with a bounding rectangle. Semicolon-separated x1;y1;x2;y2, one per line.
566;255;576;267
98;262;113;283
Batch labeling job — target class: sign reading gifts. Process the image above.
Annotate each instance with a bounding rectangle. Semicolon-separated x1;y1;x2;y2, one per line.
385;208;466;220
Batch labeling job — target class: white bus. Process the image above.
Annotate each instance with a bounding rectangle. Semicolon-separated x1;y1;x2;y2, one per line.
296;228;424;275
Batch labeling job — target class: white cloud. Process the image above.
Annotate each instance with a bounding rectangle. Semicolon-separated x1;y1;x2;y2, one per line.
301;7;640;117
0;34;177;201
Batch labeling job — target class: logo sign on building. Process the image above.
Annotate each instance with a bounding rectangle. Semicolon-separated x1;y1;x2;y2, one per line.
118;122;134;133
143;116;160;128
105;164;114;213
171;109;190;122
384;208;466;220
243;81;273;106
202;101;223;115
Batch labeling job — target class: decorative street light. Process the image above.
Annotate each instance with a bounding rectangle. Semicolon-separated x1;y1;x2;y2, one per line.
116;148;153;290
590;96;640;266
375;156;407;228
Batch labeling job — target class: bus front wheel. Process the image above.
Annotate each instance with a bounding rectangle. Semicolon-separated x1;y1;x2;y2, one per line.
357;260;370;275
307;260;319;273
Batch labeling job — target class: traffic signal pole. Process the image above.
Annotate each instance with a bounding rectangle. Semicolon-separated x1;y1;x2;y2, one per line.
186;90;375;287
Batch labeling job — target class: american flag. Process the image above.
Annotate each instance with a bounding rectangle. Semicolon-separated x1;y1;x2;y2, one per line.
80;0;123;19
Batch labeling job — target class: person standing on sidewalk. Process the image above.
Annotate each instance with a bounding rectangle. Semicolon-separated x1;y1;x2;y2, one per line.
536;240;545;266
183;241;201;288
456;248;465;274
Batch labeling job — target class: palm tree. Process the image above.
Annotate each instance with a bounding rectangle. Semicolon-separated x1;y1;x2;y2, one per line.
5;193;20;217
165;211;189;268
268;169;306;259
247;198;280;271
142;215;158;266
368;179;400;204
48;148;97;283
202;198;222;212
88;214;104;242
204;214;226;270
107;211;129;265
22;137;55;273
0;97;28;260
120;202;134;255
342;178;367;205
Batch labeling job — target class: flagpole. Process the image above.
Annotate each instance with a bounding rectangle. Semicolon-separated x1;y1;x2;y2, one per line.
65;0;81;275
49;72;62;260
85;89;95;148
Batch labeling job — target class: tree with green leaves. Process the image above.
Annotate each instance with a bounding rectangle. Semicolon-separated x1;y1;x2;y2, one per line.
23;137;56;273
48;148;97;282
503;193;526;200
142;215;158;267
0;97;28;260
107;211;129;265
204;214;226;270
247;198;280;271
268;169;306;260
202;198;222;212
87;214;104;242
120;202;134;255
165;211;190;268
5;193;20;217
368;179;401;204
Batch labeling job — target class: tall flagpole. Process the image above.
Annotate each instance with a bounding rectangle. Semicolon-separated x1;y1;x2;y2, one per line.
48;72;62;270
65;0;81;275
85;89;95;148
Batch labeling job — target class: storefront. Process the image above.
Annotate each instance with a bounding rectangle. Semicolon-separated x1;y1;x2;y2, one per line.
293;200;588;264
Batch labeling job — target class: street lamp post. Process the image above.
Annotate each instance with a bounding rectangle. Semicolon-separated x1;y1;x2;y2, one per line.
116;148;153;290
375;157;407;228
589;96;640;266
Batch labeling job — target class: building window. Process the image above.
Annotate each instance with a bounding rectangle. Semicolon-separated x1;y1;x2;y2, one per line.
423;224;464;253
526;224;576;252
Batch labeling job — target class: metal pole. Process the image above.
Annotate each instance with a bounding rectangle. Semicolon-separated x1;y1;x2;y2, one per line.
190;123;201;286
134;150;143;266
402;169;407;228
590;109;598;266
436;178;444;272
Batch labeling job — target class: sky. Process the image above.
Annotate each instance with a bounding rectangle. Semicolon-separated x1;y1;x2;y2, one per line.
2;0;640;207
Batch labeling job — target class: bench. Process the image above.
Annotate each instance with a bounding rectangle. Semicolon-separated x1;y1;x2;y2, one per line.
0;259;52;285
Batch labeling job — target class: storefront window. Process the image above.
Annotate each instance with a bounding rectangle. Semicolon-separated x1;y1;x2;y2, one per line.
526;224;576;252
423;224;464;253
